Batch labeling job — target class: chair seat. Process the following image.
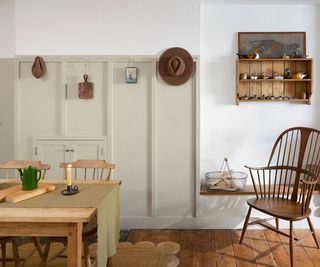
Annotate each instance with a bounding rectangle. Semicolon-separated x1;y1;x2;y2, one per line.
247;197;311;221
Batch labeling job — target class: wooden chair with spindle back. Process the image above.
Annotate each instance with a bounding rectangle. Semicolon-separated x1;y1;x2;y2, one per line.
41;159;115;267
0;160;50;180
59;159;115;181
240;127;320;267
0;160;50;266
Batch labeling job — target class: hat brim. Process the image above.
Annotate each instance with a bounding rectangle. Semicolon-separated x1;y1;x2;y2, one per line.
158;47;194;86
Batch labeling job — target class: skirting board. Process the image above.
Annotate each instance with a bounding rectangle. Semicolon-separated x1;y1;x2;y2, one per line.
120;215;320;230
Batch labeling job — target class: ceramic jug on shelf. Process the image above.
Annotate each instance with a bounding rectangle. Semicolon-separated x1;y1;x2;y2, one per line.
18;166;41;191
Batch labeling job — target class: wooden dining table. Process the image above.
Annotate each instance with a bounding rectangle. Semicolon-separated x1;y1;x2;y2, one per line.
0;179;121;267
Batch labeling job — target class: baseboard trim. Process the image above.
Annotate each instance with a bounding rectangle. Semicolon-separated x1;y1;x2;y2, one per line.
120;216;320;230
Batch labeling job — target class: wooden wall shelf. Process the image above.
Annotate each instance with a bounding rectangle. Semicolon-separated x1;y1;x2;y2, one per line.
236;58;313;104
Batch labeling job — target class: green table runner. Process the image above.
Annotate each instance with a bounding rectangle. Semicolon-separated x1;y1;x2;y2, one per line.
0;183;120;267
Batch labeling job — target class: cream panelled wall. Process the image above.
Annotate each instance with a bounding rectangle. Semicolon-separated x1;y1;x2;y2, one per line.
16;56;199;228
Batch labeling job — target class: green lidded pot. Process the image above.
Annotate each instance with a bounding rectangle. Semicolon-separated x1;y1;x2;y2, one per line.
18;166;41;191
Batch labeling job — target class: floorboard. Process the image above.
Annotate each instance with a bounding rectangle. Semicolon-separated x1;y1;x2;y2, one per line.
1;229;319;266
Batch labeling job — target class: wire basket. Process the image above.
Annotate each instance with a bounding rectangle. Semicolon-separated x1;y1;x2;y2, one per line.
205;158;248;191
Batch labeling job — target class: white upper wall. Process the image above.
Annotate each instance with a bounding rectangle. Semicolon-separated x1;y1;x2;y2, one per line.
204;0;320;3
15;0;200;55
200;4;320;174
0;0;14;57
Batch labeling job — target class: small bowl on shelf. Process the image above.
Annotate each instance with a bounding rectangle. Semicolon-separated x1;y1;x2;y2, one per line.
292;72;307;80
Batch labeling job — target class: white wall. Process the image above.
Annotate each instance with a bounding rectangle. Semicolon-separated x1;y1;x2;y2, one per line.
199;4;320;227
15;0;200;55
0;0;14;58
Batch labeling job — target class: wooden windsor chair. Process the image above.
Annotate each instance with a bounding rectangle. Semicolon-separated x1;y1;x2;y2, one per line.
0;160;50;266
240;127;320;267
40;159;115;267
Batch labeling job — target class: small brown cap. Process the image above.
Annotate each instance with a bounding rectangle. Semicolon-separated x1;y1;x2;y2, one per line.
158;47;194;86
32;56;46;79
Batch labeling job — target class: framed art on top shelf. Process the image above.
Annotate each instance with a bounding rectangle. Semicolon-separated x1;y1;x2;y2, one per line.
238;32;306;59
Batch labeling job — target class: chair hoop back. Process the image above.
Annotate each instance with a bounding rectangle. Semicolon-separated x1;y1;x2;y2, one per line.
267;127;320;201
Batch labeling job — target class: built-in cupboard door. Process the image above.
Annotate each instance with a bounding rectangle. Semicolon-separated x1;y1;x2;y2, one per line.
70;141;105;161
34;141;69;179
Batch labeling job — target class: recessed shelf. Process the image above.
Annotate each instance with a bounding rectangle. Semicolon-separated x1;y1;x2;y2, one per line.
200;184;320;195
239;79;311;82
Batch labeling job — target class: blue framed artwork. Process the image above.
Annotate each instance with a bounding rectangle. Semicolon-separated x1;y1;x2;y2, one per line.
238;32;306;58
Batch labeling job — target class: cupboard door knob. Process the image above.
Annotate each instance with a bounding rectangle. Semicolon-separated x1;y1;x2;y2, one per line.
70;149;75;152
65;149;70;152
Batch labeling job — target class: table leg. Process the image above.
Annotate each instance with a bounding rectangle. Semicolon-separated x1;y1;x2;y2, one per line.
68;222;83;267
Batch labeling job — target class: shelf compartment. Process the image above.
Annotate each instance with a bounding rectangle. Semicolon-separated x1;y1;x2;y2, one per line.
239;79;311;82
238;99;310;103
236;58;313;105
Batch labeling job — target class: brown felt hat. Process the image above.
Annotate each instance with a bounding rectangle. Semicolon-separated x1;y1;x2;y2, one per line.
32;56;46;79
158;47;194;86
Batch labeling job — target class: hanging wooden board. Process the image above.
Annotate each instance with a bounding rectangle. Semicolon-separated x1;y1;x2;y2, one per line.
78;74;94;99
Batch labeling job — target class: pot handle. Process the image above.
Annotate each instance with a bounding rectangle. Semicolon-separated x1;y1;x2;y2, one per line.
36;170;41;181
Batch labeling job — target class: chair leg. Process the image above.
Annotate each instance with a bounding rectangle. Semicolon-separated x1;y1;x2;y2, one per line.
240;206;252;244
275;218;279;229
307;217;320;249
83;241;92;267
1;242;6;267
40;241;51;267
289;221;294;267
107;257;112;267
32;237;43;257
11;240;20;267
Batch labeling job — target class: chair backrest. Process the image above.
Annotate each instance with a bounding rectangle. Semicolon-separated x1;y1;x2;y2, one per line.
266;127;320;200
59;160;115;180
0;160;50;179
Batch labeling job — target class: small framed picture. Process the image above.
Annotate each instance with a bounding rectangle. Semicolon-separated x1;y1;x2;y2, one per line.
126;67;137;83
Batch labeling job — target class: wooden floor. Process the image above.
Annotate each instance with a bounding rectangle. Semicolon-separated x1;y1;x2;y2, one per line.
3;229;320;266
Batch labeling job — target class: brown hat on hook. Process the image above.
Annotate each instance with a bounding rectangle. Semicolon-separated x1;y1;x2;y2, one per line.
158;47;194;86
32;56;46;79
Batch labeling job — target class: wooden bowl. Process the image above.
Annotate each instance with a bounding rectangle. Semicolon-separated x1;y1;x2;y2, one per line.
292;73;307;79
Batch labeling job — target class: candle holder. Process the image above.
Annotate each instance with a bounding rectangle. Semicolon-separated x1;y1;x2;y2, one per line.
61;185;79;195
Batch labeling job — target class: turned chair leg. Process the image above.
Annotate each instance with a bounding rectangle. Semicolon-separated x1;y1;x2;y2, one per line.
307;217;320;249
40;241;51;267
1;242;6;267
275;218;279;229
240;206;252;244
11;240;20;267
83;241;91;267
289;221;294;267
107;257;112;267
32;237;43;257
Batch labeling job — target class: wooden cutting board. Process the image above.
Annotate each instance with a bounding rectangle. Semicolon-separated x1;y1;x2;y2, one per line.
5;183;56;203
0;185;22;202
